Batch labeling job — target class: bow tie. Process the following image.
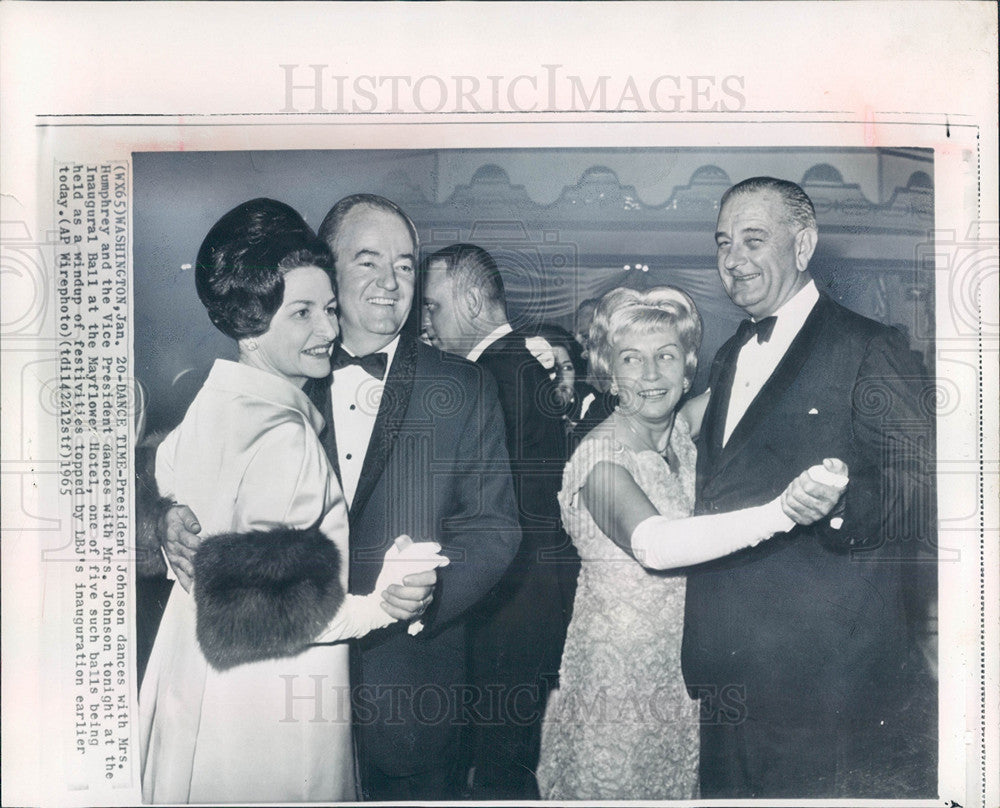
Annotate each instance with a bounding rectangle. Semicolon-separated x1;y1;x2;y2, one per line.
330;345;388;380
735;316;777;346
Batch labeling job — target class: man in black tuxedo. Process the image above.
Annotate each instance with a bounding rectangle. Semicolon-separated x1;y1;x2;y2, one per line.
682;177;935;797
163;196;521;800
422;243;574;799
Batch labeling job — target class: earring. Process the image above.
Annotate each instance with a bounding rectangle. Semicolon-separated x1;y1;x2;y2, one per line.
683;379;690;392
610;381;619;396
244;338;258;352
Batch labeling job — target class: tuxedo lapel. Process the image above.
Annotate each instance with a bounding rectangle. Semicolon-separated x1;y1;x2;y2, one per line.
350;335;417;521
701;338;742;468
713;296;831;476
305;375;342;486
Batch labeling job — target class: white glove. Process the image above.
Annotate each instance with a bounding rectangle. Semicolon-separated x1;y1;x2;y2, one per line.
524;336;556;371
630;497;795;571
374;536;451;592
380;537;452;636
629;459;851;571
807;464;849;489
805;462;849;529
316;537;449;641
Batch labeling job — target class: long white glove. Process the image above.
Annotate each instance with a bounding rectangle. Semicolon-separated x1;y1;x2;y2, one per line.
631;464;848;570
315;537;450;642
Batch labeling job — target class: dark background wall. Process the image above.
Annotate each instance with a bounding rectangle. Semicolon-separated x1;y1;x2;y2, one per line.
133;147;934;435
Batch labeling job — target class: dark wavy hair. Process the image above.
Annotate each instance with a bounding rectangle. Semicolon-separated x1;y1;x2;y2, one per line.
195;198;334;340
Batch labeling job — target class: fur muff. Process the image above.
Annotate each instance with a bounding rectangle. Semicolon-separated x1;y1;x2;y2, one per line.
194;527;344;671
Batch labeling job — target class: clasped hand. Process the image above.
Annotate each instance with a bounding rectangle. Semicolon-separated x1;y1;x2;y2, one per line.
780;457;849;525
161;506;444;621
376;535;450;622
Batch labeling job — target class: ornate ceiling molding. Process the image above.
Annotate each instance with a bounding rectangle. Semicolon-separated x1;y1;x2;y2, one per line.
382;162;932;266
385;162;929;227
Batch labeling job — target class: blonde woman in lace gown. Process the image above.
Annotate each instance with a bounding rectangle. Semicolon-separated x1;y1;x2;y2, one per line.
536;287;848;800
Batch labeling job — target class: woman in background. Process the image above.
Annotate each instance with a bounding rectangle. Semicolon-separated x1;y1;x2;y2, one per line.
531;324;604;442
537;286;847;800
533;323;618;446
139;199;446;803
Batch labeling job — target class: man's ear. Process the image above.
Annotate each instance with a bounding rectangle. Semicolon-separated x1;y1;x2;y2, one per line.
464;284;483;318
795;227;818;272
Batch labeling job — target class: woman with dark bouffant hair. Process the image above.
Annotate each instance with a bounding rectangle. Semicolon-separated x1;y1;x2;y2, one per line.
138;199;447;804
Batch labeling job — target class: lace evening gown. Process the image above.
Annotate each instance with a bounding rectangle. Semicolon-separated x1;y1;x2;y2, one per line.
537;417;699;800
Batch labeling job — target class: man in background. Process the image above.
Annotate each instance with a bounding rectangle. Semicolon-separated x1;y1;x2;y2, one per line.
423;243;574;799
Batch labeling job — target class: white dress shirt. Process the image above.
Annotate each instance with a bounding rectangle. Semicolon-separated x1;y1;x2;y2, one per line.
723;280;819;445
330;336;400;507
466;323;513;362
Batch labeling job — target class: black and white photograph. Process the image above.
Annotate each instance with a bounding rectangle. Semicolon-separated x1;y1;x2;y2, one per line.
1;4;996;807
129;147;940;802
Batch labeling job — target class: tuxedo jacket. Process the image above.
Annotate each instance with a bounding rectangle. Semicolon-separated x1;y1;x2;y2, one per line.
308;334;521;777
472;329;575;675
476;329;568;564
682;294;934;721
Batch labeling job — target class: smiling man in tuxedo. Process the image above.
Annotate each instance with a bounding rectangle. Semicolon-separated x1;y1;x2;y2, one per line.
683;177;935;797
163;195;521;800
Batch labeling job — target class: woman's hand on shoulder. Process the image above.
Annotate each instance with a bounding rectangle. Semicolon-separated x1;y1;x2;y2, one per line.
678;389;710;440
162;504;202;592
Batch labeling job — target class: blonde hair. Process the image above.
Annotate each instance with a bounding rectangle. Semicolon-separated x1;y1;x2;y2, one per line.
588;286;702;391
